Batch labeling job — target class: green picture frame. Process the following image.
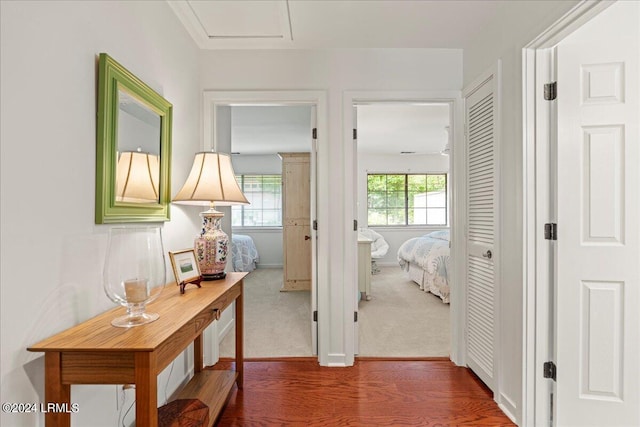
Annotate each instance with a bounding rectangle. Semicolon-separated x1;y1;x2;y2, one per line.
95;53;172;223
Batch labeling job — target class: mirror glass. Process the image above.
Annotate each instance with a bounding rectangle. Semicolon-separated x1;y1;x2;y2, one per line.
116;89;161;204
95;53;172;223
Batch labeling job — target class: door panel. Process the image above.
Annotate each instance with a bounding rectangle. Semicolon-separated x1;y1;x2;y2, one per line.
464;73;499;391
556;2;639;425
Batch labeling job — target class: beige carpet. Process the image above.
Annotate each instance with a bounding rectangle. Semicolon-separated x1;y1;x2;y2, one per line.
358;266;450;357
220;268;313;358
219;266;450;358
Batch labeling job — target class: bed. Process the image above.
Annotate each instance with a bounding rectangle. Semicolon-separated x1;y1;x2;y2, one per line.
231;234;259;272
397;230;451;303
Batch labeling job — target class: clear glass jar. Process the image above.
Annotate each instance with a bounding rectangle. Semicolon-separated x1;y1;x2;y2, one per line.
103;226;166;327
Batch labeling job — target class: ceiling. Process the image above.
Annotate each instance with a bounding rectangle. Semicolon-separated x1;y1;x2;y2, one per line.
357;103;450;155
173;0;464;155
168;0;501;50
230;104;449;155
230;105;312;155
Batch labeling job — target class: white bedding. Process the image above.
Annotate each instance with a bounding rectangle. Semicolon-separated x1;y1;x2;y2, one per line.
397;230;451;303
231;234;259;272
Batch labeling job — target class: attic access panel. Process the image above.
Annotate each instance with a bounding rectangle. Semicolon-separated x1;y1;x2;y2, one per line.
188;0;292;40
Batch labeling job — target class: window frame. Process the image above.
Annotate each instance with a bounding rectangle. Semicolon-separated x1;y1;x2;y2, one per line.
366;172;449;227
232;174;283;229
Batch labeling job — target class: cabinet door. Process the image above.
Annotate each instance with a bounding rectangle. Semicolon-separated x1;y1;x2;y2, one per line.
283;160;310;219
283;222;312;290
281;153;311;291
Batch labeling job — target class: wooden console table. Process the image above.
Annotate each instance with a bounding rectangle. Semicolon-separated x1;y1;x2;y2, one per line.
28;272;246;426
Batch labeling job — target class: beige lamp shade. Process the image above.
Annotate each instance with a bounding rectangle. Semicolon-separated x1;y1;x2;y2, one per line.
115;151;159;203
173;152;249;206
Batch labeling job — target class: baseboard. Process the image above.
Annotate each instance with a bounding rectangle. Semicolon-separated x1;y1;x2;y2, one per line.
498;392;518;425
254;264;283;269
325;353;349;366
356;356;451;362
377;261;400;267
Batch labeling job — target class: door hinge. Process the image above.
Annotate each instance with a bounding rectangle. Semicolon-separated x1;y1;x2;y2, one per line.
354;311;358;322
544;82;557;101
312;127;317;139
353;128;357;140
313;220;318;231
353;219;358;231
313;310;318;322
543;361;556;381
544;223;557;240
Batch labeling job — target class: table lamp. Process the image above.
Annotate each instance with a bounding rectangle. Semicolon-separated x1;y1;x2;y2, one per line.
173;152;248;280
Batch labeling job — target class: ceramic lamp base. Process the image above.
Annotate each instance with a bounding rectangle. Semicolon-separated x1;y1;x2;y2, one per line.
195;209;229;281
203;272;226;281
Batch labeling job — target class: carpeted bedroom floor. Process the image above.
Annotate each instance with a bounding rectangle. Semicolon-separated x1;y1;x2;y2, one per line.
358;266;450;357
219;266;450;358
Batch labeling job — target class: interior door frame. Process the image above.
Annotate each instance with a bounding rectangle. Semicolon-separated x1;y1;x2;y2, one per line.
200;90;329;365
343;90;465;366
522;2;614;425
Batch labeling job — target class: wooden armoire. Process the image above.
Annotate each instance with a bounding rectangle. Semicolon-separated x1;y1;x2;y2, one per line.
279;152;311;291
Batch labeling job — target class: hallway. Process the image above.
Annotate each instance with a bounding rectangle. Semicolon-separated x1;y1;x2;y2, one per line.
213;359;514;426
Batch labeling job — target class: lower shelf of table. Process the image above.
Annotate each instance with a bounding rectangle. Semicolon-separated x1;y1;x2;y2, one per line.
159;370;237;426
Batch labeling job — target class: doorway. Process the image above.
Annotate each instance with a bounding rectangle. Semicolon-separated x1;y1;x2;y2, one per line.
222;104;314;358
343;91;464;365
200;91;328;365
354;102;452;358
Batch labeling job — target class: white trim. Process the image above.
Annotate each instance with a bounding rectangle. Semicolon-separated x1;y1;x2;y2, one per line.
522;1;614;425
498;398;518;425
343;90;464;366
201;90;329;365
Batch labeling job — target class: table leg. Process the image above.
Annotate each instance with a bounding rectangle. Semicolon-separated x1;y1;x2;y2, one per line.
236;281;244;389
194;335;203;374
134;352;157;427
44;352;70;427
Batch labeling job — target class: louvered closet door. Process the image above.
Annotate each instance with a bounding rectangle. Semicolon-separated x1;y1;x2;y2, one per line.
464;73;499;392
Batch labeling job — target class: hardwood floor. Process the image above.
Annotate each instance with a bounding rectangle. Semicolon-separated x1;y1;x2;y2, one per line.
211;358;515;426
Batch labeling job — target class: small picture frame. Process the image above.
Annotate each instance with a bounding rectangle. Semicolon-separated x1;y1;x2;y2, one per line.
169;249;202;294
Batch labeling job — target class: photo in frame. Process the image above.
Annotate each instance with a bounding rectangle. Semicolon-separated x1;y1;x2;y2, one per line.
169;249;202;294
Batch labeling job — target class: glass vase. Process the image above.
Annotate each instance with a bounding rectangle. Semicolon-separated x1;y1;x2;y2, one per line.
103;226;166;327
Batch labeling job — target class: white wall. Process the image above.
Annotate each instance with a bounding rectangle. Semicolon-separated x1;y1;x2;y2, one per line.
462;0;580;422
200;48;462;365
0;2;202;426
357;153;450;265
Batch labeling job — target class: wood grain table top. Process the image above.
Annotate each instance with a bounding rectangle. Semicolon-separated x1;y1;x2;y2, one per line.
28;272;247;353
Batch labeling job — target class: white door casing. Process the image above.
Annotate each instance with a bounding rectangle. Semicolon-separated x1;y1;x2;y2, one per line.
200;90;327;365
342;90;464;366
352;105;359;356
555;2;639;425
310;105;318;356
463;64;501;393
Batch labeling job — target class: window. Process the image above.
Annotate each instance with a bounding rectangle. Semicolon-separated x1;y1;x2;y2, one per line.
232;175;282;227
367;174;447;226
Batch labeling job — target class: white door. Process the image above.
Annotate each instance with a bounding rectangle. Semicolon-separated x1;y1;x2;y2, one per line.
352;105;359;355
310;106;318;356
463;66;500;392
555;2;639;425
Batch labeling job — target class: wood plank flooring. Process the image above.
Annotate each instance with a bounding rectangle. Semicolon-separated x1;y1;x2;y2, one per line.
211;358;516;426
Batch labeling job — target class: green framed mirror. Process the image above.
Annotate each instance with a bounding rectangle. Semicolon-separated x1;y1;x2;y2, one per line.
95;53;172;223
